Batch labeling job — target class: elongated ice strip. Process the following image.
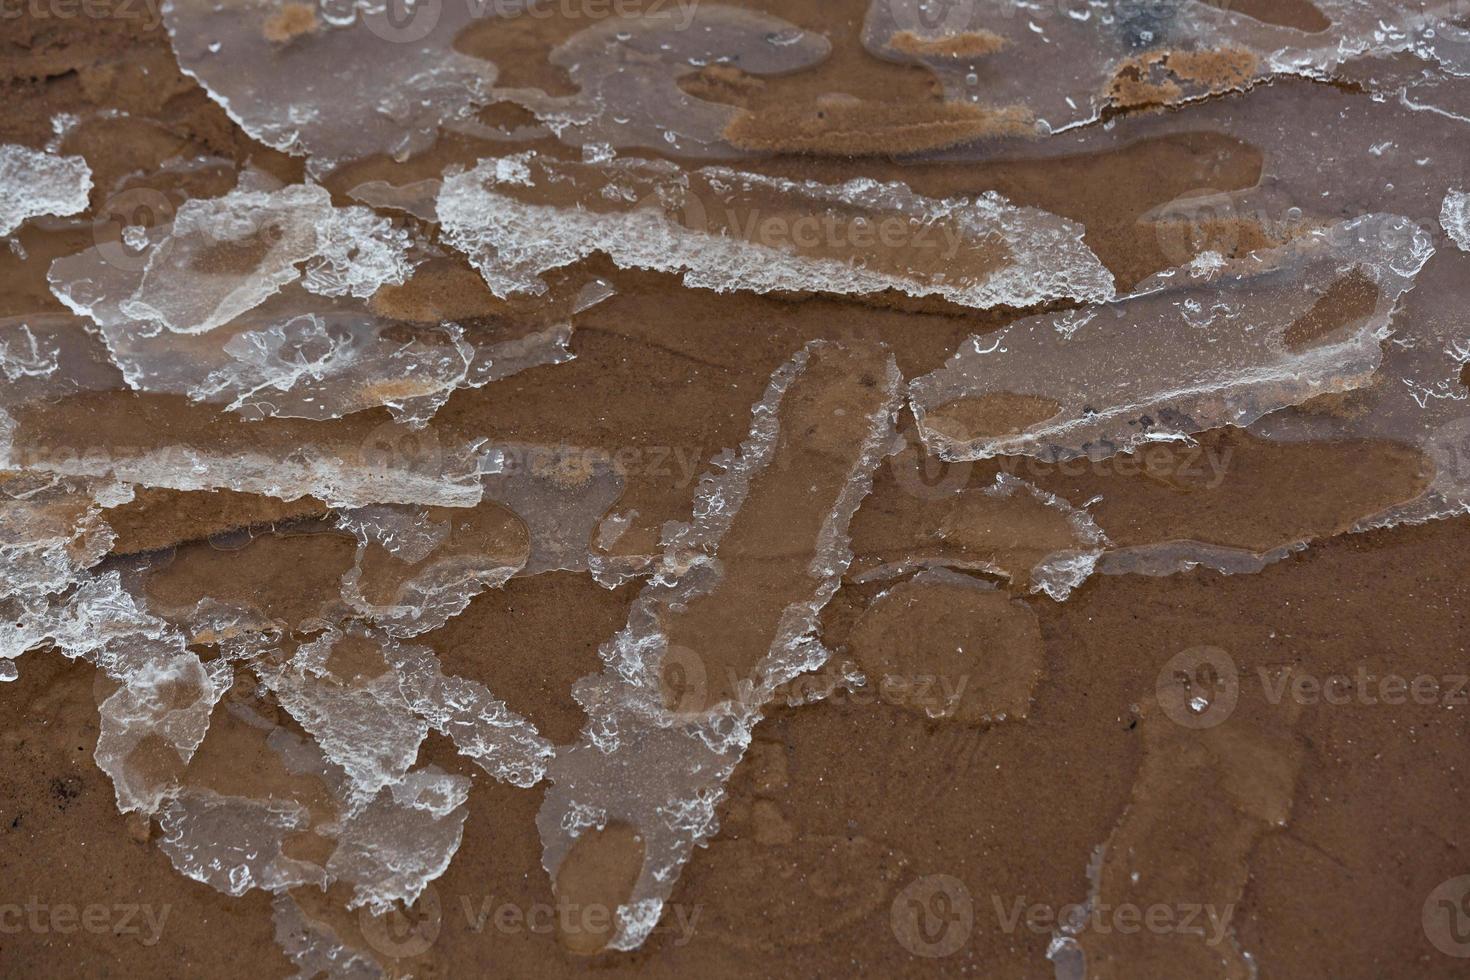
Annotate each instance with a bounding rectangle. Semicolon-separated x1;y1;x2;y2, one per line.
910;214;1435;463
438;152;1114;307
537;339;902;951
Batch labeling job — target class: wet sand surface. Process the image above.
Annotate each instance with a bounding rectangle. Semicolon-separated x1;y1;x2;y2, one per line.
3;1;1470;977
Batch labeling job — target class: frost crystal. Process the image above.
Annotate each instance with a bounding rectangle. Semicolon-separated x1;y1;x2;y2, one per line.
0;143;92;235
1442;190;1470;251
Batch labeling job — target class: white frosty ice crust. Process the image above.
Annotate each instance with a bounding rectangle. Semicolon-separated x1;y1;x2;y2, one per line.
1443;189;1470;251
439;152;1114;308
0;143;92;235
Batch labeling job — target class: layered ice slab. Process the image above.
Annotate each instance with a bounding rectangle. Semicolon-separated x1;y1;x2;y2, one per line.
863;0;1470;134
910;213;1435;463
163;0;517;176
439;153;1114;307
0;143;93;235
537;339;902;952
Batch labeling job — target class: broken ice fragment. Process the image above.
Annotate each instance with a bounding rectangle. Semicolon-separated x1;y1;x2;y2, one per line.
0;323;61;380
335;501;528;636
1251;246;1470;529
163;0;512;176
1442;190;1470;251
381;638;554;788
911;214;1434;462
51;182;414;336
437;152;1114;307
864;0;1470;134
538;339;902;951
477;442;626;576
96;641;234;813
0;143;92;235
272;894;382;980
327;767;470;912
158;789;326;896
256;630;430;804
488;5;830;158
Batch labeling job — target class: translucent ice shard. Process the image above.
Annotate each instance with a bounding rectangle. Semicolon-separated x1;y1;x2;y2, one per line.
326;766;470;912
439;153;1112;307
380;638;554;787
0;326;486;506
489;5;831;158
477;443;625;575
272;894;381;980
96;661;233;813
1252;246;1470;528
52;182;414;336
850;450;1107;600
158;789;326;896
537;339;902;951
1442;190;1470;251
911;214;1435;463
163;0;512;176
0;143;92;235
863;0;1468;134
335;501;529;636
257;630;431;803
